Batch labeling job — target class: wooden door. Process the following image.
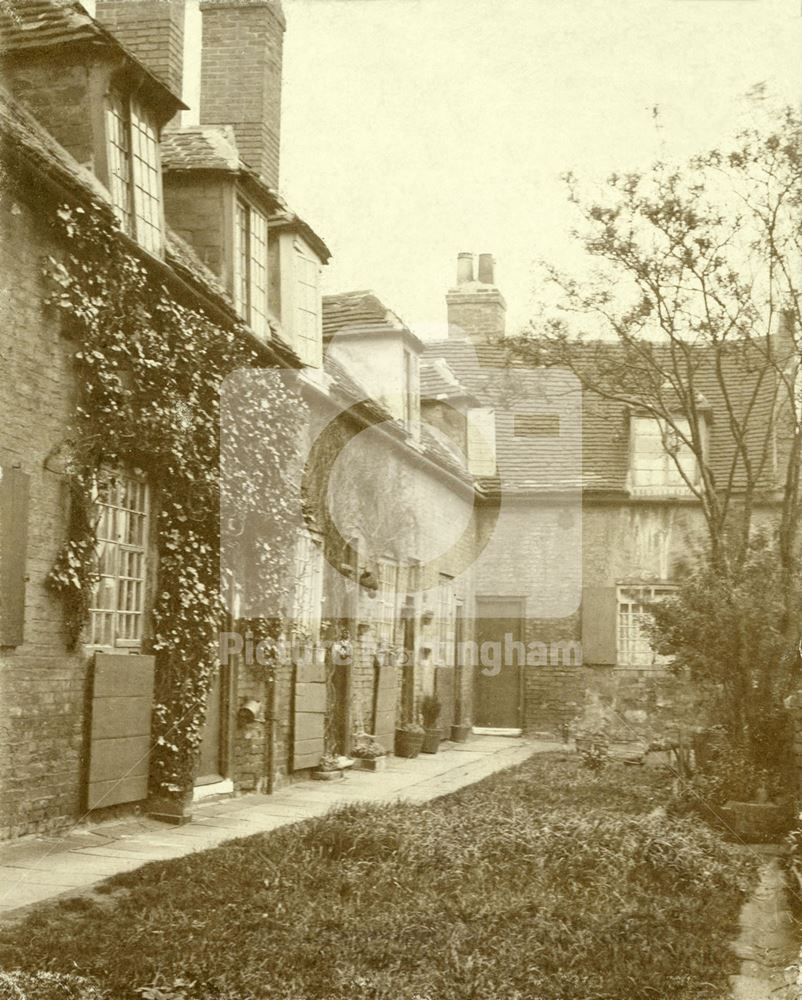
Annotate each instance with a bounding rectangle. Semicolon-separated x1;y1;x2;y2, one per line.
474;597;524;729
373;654;396;752
87;653;155;809
196;668;223;785
436;647;456;733
293;651;326;770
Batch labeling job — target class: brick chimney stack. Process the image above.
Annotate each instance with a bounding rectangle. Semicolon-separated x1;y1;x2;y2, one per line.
199;0;285;189
447;252;506;344
95;0;187;98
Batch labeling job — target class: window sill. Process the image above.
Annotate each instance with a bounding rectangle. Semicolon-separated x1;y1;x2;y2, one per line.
629;485;695;498
84;643;143;654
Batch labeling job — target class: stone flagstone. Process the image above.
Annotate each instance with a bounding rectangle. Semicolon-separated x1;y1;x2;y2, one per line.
0;736;559;920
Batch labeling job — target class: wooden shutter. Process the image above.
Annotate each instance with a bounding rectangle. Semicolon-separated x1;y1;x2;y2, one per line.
373;657;397;752
87;653;155;810
292;653;326;770
0;466;30;647
580;587;618;665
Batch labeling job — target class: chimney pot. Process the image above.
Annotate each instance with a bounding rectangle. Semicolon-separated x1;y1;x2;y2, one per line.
477;253;495;285
456;252;474;285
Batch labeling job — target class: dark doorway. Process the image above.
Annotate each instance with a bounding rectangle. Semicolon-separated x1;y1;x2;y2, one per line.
474;597;524;730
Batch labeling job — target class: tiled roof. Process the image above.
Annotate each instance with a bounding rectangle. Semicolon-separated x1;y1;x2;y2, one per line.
420;424;469;480
162;125;332;264
322;348;471;484
323;353;384;413
420;358;474;401
423;337;779;494
0;86;282;347
0;81;108;202
0;0;184;109
165;229;236;310
0;0;104;52
322;290;423;348
161;125;245;174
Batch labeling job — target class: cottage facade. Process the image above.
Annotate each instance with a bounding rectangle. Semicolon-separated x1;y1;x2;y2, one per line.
0;0;787;841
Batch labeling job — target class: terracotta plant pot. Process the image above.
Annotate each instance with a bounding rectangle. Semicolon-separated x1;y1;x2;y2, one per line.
422;728;441;753
395;729;425;758
450;724;471;743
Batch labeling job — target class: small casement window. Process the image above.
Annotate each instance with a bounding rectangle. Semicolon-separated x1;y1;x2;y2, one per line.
616;585;676;667
631;415;697;493
234;199;269;340
105;92;162;255
89;471;150;648
294;243;322;368
375;558;401;648
436;573;456;668
291;529;324;642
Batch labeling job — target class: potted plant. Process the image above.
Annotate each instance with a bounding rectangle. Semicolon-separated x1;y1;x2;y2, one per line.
394;720;425;758
421;694;442;754
351;734;388;771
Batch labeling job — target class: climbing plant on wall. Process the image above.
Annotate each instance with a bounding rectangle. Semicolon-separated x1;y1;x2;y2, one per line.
45;202;306;798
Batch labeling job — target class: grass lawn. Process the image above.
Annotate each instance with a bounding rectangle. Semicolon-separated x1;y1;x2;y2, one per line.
0;753;756;1000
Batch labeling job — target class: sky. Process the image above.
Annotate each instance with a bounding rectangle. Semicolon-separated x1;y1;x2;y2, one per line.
279;0;802;339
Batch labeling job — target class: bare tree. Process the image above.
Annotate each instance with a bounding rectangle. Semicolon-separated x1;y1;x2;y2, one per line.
514;100;802;640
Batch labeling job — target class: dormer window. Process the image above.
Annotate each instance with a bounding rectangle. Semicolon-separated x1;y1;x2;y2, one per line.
106;92;162;255
234;199;269;340
630;415;698;494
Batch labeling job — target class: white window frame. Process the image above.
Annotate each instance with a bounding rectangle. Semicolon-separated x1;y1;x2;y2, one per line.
375;557;402;649
88;470;150;649
290;529;324;643
278;233;323;369
616;584;676;668
630;415;698;496
105;91;163;255
234;197;269;340
436;574;456;668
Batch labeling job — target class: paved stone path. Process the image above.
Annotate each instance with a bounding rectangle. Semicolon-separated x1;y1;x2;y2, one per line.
730;854;801;1000
0;736;560;921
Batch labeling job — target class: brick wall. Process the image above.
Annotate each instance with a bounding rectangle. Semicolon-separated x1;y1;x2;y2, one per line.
446;287;506;344
95;0;186;98
0;189;89;839
199;0;284;188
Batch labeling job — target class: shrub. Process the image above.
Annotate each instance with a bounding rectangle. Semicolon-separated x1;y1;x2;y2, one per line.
420;695;441;728
351;736;386;760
